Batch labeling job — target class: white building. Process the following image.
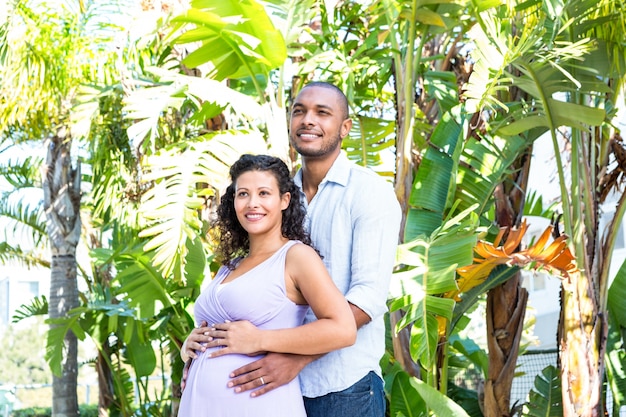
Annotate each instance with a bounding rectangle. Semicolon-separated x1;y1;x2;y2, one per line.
0;264;49;328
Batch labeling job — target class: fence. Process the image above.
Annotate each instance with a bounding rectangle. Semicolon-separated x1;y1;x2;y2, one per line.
511;349;624;415
455;348;625;416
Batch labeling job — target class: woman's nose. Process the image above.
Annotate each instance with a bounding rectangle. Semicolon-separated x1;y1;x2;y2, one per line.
247;195;259;207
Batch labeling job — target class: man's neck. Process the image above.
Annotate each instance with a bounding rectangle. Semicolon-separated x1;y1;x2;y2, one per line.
301;151;340;203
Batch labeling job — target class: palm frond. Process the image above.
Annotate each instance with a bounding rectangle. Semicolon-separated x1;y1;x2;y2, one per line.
138;131;267;280
12;295;48;323
344;115;395;175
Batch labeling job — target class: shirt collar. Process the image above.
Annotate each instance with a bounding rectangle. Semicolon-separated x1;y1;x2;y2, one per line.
295;152;351;188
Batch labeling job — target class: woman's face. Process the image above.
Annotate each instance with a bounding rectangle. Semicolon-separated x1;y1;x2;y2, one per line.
234;170;290;236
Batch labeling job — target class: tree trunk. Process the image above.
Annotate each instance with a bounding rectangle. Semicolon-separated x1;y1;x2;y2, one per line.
559;271;606;417
50;256;79;417
96;348;114;417
484;273;528;417
44;128;81;417
483;150;531;417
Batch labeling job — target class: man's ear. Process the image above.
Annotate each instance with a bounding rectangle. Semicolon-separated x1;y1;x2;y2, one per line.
340;118;353;139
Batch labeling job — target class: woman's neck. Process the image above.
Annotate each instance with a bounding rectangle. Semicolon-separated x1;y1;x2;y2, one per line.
248;234;289;258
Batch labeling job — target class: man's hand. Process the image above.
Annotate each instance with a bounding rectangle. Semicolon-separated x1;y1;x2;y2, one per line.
227;352;314;397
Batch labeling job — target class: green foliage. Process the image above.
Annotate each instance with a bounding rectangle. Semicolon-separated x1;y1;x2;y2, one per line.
137;135;260;281
11;296;48;322
170;0;286;92
0;319;50;385
11;404;98;417
522;365;563;417
606;260;626;411
390;203;478;369
523;191;557;219
386;371;472;417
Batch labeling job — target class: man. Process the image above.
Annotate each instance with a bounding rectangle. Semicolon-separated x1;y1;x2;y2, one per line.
183;82;401;416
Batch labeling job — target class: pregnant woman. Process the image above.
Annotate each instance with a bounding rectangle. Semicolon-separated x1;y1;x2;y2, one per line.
178;154;356;416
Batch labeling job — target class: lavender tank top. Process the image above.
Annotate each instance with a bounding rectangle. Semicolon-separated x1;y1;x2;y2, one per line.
178;240;308;417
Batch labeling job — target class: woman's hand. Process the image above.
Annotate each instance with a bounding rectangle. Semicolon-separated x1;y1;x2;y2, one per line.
205;320;265;357
180;321;212;362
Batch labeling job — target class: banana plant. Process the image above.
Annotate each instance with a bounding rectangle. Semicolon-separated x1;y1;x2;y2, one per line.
463;0;626;414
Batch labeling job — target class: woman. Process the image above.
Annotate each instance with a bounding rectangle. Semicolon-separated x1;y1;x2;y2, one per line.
178;154;356;416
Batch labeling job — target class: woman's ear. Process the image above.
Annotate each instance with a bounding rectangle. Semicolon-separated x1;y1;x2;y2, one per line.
281;192;291;210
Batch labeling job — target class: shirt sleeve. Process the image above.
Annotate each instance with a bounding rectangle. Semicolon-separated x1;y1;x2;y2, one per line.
344;178;402;321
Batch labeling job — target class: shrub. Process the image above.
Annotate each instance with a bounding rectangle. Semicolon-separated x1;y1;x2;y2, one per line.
11;404;98;417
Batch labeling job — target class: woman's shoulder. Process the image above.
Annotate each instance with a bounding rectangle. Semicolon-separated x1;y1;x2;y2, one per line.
286;240;319;262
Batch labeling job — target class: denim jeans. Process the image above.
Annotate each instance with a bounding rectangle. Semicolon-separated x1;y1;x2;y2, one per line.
303;371;386;417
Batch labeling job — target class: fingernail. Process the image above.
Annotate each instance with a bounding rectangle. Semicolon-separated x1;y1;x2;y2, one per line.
227;382;233;387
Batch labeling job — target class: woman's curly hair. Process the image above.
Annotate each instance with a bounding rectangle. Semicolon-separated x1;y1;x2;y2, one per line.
213;154;313;268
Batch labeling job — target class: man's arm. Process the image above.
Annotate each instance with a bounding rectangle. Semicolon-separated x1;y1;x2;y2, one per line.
224;302;368;397
227;352;318;397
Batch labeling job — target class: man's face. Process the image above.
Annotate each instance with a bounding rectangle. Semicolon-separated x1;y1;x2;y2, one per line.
289;86;352;158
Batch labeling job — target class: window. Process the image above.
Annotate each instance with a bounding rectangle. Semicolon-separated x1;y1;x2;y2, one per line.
0;278;8;326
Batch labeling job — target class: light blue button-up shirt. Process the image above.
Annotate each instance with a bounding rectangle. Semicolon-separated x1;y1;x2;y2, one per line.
294;152;402;398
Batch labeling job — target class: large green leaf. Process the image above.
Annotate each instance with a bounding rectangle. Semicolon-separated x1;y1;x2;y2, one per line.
405;109;464;240
409;377;471;417
608;259;626;330
138;132;267;280
345;115;396;173
522;365;563;417
124;320;157;378
606;259;626;410
388;371;427;417
454;134;531;216
171;0;286;81
390;206;478;367
123;68;264;148
45;307;88;377
114;251;172;318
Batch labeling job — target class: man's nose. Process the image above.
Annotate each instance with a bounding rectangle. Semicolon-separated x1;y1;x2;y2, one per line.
301;111;314;126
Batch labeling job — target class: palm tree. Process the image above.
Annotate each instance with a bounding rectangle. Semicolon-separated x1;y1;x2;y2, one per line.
0;0;163;414
0;2;92;413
